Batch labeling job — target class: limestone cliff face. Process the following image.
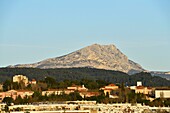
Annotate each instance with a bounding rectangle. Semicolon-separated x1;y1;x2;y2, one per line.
9;44;144;74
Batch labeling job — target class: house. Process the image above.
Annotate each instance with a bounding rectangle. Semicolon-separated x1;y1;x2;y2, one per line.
155;89;170;98
67;84;88;91
0;90;34;102
42;89;76;96
100;84;119;95
42;89;65;96
135;86;153;95
16;90;34;98
13;75;29;86
79;91;100;98
64;89;75;95
100;84;119;90
109;94;119;98
29;79;37;85
129;81;153;95
42;85;88;97
130;81;142;90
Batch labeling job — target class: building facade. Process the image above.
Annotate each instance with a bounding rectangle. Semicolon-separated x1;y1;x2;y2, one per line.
135;86;153;95
0;90;34;102
13;75;29;86
155;90;170;98
100;84;119;95
67;85;88;91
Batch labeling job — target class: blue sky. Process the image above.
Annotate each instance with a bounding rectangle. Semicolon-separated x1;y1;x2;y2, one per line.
0;0;170;71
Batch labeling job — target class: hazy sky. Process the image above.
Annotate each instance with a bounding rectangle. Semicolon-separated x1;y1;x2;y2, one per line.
0;0;170;71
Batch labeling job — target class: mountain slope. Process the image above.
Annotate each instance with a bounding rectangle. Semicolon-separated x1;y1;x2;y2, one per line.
9;44;145;74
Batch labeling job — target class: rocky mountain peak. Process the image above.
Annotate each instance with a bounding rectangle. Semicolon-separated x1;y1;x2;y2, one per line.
9;44;145;74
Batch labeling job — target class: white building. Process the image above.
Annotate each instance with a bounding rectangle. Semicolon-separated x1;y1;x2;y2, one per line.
155;89;170;98
137;81;142;86
42;89;65;96
13;75;29;86
67;84;88;91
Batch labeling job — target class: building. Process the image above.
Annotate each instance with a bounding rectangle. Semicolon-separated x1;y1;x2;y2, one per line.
0;90;34;102
0;84;3;91
66;100;96;105
0;103;6;112
129;86;136;90
42;84;88;96
129;81;143;90
100;84;119;90
129;81;153;95
155;89;170;98
137;81;142;86
13;75;29;86
135;86;153;95
8;101;97;112
79;91;100;98
42;89;65;96
29;79;37;85
7;102;170;113
42;85;91;98
67;84;88;91
100;84;119;95
42;89;99;98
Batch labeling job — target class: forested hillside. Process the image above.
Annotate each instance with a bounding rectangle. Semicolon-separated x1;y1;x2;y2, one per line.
0;67;169;87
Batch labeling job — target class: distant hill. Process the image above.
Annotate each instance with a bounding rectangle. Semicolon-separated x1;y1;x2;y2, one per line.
151;71;170;80
8;44;144;74
0;67;169;87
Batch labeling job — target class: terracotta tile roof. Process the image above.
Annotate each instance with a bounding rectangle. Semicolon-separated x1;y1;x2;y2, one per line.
16;90;33;92
85;92;100;96
136;86;145;89
136;86;152;90
70;84;79;87
108;84;116;86
103;88;114;90
47;89;63;91
7;90;17;92
147;87;153;90
32;79;36;81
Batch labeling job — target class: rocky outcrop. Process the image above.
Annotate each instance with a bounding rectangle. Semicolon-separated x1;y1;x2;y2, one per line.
9;44;145;74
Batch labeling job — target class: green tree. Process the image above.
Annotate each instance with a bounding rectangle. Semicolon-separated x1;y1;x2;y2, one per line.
68;92;82;101
118;82;126;103
2;97;14;106
14;95;23;104
18;80;26;89
3;80;12;91
45;76;57;88
12;82;20;90
127;90;137;103
32;91;42;102
164;99;170;107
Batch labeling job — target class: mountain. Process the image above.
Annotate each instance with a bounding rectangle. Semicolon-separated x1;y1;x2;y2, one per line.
151;71;170;80
8;44;145;74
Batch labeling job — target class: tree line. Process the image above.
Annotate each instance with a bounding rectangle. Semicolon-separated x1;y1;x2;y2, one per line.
0;67;170;87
